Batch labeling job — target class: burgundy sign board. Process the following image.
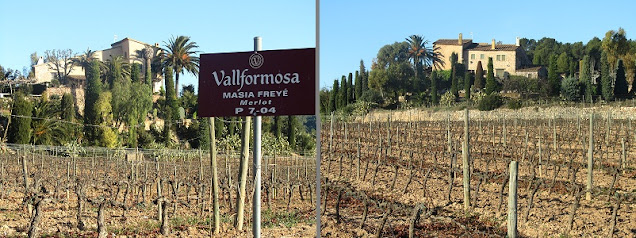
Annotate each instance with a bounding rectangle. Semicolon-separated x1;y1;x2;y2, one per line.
198;48;315;117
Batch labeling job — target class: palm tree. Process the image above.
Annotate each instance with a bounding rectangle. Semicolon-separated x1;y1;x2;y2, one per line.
159;36;200;96
406;35;444;72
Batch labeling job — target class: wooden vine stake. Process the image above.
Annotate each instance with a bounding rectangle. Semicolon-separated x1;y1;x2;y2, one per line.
209;118;221;233
508;161;518;238
462;108;471;210
587;113;594;201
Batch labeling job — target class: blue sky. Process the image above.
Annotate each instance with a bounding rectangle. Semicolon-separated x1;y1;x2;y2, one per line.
0;1;315;92
320;0;636;89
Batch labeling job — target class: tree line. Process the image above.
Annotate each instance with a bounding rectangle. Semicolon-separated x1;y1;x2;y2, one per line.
322;28;636;113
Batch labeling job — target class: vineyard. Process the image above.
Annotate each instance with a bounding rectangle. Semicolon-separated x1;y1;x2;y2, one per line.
0;144;316;237
320;107;636;237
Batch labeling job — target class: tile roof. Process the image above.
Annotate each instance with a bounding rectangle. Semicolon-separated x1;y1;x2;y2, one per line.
516;66;544;72
434;39;472;45
467;43;519;51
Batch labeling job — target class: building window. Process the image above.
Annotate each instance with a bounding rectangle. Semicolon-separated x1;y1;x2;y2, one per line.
480;54;484;59
471;54;475;60
496;69;504;77
496;55;501;61
502;55;506;61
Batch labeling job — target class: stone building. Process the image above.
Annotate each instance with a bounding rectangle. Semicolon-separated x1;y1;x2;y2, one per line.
433;34;545;79
32;37;164;92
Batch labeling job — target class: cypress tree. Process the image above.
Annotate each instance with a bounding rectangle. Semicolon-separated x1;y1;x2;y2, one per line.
431;71;438;105
464;72;472;100
347;72;353;103
339;76;347;108
614;59;628;98
580;55;594;102
354;70;361;101
197;118;210;150
450;53;459;98
547;55;560;96
485;57;497;95
164;66;178;142
359;60;368;94
273;116;282;138
287;115;296;150
600;51;613;101
475;61;484;91
8;92;32;144
61;93;74;122
131;63;141;83
329;79;338;112
84;60;102;144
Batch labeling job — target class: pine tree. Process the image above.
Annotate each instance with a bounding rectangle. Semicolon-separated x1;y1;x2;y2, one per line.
8;92;32;144
601;51;614;101
431;71;438;105
547;55;560;97
614;59;628;98
450;53;459;98
474;61;484;91
464;72;472;100
485;57;497;95
84;60;102;144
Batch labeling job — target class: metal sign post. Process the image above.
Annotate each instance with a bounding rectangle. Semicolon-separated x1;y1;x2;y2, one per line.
252;36;262;238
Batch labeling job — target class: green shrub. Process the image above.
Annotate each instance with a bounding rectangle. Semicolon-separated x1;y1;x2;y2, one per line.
439;91;456;107
478;93;503;111
507;99;522;110
560;76;581;101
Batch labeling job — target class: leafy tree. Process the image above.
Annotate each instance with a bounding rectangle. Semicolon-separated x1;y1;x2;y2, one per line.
600;51;614;101
556;52;570;75
485;57;497;95
464;72;472;100
614;59;628;98
450;52;459;98
8;92;32;144
561;76;581;101
474;61;484;91
110;57;132;126
602;28;629;70
547;55;560;96
430;71;438;105
84;61;102;145
586;37;602;69
158;36;199;96
329;79;338;112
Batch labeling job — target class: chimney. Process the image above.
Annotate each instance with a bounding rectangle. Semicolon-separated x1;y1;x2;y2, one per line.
458;33;463;45
515;37;520;46
491;39;496;50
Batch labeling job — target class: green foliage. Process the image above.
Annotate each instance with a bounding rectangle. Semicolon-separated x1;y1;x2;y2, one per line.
354;71;361;100
439;91;456;107
8;92;32;144
614;59;628;97
430;71;438;104
32;94;71;145
580;55;594;102
195;118;210;150
287;115;296;150
560;76;582;101
450;52;459;98
360;89;383;105
485;57;496;95
159;35;200;96
556;52;570;75
329;79;338;112
273;116;282;138
464;72;472;100
547;54;561;96
339;76;347;109
507;99;522;110
359;60;368;95
600;51;614;101
347;72;353;103
475;61;484;91
111;57;132;126
131;63;141;83
164;66;178;144
478;93;503;111
502;76;540;95
84;60;102;145
61;93;74;122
